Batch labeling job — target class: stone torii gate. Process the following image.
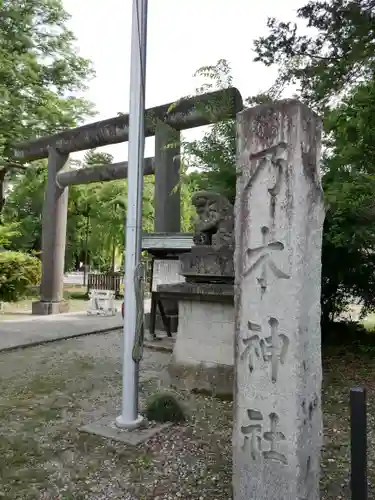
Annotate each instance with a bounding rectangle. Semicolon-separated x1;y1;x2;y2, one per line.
11;87;243;315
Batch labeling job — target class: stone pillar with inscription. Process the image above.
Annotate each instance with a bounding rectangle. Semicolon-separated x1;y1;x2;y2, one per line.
233;101;325;500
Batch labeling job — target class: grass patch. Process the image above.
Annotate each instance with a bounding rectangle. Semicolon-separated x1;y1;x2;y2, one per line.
0;285;89;319
63;286;88;301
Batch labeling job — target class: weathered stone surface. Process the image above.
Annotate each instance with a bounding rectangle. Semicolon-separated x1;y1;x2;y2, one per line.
32;300;69;316
165;284;235;396
13;88;243;162
142;232;194;253
180;191;235;283
56;157;155;187
157;282;234;303
192;191;234;249
168;360;234;398
35;149;69;313
233;100;325;500
179;246;234;283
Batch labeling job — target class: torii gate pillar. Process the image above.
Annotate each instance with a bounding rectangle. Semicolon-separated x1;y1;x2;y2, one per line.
32;148;69;315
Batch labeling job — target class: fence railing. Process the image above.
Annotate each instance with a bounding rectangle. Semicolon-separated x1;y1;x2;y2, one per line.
87;258;152;297
88;272;122;295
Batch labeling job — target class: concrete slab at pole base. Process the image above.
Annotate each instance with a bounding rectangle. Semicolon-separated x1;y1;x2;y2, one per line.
79;414;170;446
115;414;144;430
32;300;69;315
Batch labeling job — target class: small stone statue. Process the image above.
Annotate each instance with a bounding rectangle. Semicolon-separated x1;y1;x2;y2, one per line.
180;191;235;283
191;191;234;250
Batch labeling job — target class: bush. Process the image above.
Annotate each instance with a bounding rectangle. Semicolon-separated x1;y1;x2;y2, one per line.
0;251;41;302
145;391;186;423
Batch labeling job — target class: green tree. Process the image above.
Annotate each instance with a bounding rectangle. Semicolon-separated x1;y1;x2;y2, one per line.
3;163;47;252
83;150;115;167
321;168;375;323
0;222;20;249
185;56;375;324
66;151;115;271
3;148;156;273
178;60;237;203
81;181;128;272
252;0;375;323
0;251;41;302
0;0;95;211
67;150;155;272
324;79;375;176
252;0;375;110
180;176;197;232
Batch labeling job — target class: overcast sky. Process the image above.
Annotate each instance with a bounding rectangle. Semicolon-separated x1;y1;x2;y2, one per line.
62;0;304;161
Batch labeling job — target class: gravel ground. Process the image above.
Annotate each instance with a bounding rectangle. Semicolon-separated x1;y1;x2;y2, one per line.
0;331;374;499
0;331;231;500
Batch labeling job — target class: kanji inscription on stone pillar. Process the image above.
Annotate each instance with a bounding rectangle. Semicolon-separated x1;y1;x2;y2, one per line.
233;101;325;500
241;317;289;382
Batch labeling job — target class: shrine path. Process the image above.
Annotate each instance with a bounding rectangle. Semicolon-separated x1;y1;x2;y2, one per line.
0;299;151;353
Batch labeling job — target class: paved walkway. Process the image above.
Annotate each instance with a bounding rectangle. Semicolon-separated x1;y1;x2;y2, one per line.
0;299;151;353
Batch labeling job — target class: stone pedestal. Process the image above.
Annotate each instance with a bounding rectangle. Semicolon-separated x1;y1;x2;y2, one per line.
233;101;325;499
179;246;234;283
160;282;234;397
32;300;69;316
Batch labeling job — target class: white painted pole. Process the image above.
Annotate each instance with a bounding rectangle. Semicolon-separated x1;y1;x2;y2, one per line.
116;0;148;429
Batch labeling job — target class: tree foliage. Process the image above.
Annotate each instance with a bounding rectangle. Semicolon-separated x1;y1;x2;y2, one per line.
82;150;115;167
0;0;95;212
179;60;237;204
185;51;375;324
253;0;375;110
0;0;198;286
0;222;20;248
252;0;375;323
3;163;46;252
68;150;155;271
0;0;94;155
0;251;41;302
3;148;156;272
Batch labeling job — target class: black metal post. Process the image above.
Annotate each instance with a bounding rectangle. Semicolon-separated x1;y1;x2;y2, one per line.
350;387;368;500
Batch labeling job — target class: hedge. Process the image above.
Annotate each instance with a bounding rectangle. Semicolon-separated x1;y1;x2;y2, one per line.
0;251;41;302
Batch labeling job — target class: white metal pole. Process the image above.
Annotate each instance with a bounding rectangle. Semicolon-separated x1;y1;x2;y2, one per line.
116;0;148;429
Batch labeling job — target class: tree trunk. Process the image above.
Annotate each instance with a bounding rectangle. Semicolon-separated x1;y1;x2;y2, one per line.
0;170;6;218
111;238;116;272
83;215;90;286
